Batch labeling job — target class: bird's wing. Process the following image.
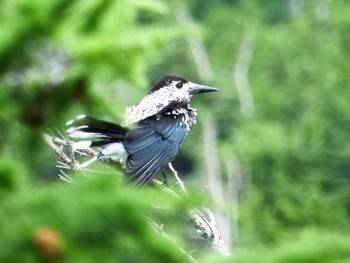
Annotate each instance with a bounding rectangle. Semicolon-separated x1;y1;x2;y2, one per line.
123;115;188;186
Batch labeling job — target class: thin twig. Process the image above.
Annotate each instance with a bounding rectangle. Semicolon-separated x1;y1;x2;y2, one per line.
168;162;187;193
44;134;75;168
44;134;96;172
148;218;198;263
58;170;76;184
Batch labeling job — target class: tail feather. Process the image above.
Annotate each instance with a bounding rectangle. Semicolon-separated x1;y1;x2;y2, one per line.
66;115;128;144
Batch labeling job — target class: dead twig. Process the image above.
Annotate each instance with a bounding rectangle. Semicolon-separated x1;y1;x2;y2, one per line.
168;162;187;193
44;133;231;256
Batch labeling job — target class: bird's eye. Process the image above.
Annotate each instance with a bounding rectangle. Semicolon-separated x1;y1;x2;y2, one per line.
176;82;183;89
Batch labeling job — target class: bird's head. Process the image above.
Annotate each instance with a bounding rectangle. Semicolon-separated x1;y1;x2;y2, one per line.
124;75;218;124
148;75;218;104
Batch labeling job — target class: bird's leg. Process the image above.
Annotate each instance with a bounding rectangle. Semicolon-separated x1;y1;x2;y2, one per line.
161;171;169;187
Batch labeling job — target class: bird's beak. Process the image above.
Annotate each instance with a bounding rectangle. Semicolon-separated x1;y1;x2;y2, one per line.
188;82;219;94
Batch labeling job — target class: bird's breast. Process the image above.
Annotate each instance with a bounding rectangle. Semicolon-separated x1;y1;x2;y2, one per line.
161;107;197;131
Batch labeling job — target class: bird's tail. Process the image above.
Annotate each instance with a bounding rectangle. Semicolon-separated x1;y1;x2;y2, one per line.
66;115;128;148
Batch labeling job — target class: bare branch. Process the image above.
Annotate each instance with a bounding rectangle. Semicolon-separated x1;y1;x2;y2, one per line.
188;207;231;256
151;178;231;255
168;162;187;193
44;133;231;256
233;33;255;118
202;118;224;204
225;156;241;247
176;5;213;83
44;134;97;173
202;117;235;250
44;134;78;170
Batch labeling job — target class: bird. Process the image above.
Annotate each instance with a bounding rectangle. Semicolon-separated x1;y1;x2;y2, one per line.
66;75;218;186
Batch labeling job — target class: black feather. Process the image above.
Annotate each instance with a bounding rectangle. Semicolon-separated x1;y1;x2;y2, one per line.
149;75;188;94
124;114;188;186
73;116;127;137
67;113;189;186
67;116;128;146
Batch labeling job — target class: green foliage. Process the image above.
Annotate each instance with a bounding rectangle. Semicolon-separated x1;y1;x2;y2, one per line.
183;0;350;244
227;229;350;263
0;0;175;177
1;0;350;261
0;174;189;262
0;158;28;199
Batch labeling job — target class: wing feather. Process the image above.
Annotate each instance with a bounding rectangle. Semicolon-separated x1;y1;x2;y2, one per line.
124;115;188;186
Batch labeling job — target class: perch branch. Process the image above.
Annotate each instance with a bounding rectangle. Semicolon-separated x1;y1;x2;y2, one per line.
44;133;231;256
150;180;230;256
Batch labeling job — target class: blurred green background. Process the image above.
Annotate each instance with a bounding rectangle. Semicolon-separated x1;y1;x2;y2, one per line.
1;0;350;262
